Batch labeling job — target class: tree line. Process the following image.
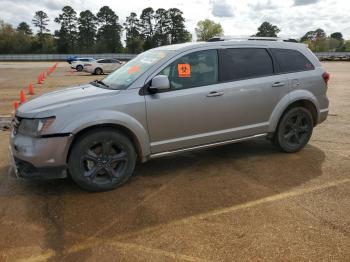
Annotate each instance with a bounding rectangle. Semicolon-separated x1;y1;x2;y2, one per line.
194;20;350;52
252;22;349;52
0;6;349;54
0;6;191;54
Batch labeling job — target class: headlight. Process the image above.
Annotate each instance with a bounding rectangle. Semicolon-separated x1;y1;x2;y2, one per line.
18;117;55;137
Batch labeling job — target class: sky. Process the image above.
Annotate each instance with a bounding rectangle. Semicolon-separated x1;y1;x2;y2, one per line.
0;0;349;40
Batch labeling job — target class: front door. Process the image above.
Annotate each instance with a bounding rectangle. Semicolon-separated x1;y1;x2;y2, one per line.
145;49;228;153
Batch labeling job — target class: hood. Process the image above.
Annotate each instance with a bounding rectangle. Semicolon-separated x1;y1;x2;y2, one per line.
17;84;120;118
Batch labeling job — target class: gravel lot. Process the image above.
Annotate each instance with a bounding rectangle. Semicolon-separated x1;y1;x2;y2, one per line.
0;62;349;261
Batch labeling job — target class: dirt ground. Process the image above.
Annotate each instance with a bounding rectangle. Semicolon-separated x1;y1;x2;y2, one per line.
0;62;349;261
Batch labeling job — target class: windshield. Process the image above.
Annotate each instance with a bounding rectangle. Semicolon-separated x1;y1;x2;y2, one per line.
102;50;170;89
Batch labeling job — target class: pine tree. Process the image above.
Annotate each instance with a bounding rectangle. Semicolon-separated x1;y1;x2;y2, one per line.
32;11;50;45
167;8;191;44
154;8;170;46
124;12;143;53
17;22;32;35
140;7;156;50
96;6;123;53
78;10;97;52
55;6;78;53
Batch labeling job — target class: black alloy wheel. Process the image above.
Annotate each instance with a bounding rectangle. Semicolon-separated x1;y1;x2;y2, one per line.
81;140;127;185
274;107;313;153
69;128;136;191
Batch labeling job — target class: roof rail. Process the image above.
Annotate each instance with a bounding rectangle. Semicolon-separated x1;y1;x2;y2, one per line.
207;36;298;43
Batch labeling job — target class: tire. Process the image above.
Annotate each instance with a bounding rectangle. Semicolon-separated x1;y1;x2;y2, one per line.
273;107;313;153
94;68;103;75
68;128;136;192
76;65;83;72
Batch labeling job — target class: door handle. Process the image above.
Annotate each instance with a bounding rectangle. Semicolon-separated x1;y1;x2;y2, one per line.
272;82;285;87
206;91;224;97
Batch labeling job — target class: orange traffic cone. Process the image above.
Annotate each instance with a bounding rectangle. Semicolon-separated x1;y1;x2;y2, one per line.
39;73;44;83
13;101;19;110
20;90;26;103
37;74;42;84
42;72;45;80
28;83;34;95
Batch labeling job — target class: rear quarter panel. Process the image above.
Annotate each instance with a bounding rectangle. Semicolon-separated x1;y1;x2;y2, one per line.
268;48;329;131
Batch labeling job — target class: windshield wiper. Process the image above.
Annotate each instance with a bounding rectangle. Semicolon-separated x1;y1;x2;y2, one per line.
91;79;109;88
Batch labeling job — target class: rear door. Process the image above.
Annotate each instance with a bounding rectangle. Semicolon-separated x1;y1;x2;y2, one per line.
97;59;110;72
110;59;121;71
215;48;290;137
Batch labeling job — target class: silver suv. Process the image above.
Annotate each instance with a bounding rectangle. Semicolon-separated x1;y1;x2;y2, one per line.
10;38;329;191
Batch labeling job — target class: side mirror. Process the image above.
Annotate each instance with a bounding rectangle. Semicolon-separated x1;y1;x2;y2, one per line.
149;75;170;92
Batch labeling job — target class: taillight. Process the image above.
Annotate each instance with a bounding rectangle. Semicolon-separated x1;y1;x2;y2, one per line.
322;72;330;85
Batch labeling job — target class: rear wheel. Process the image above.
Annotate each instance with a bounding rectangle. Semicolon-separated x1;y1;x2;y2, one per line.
76;65;83;71
94;68;103;75
68;128;136;191
273;107;313;153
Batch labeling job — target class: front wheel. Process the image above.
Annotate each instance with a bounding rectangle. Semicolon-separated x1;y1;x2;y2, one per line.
68;128;136;191
76;65;83;71
273;107;313;153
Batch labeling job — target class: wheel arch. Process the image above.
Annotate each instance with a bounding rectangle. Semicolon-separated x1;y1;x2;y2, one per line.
66;123;145;164
60;110;150;164
268;91;320;132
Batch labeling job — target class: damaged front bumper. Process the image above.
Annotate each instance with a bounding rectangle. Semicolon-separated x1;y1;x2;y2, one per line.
9;130;73;179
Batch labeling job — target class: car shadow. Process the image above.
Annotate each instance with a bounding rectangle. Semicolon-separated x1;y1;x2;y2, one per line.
0;138;325;259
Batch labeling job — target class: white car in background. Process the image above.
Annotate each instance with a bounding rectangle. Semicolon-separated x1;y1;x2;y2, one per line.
71;58;95;71
83;59;123;75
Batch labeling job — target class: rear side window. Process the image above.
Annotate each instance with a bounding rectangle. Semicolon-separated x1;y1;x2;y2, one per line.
219;48;273;82
270;48;314;73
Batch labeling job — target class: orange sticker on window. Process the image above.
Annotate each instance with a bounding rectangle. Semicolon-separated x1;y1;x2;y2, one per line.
128;65;140;74
178;64;191;78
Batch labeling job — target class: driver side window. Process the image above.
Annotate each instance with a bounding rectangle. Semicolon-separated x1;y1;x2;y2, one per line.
159;49;218;90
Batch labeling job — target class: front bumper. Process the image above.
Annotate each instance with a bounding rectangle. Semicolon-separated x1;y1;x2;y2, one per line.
9;131;73;179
